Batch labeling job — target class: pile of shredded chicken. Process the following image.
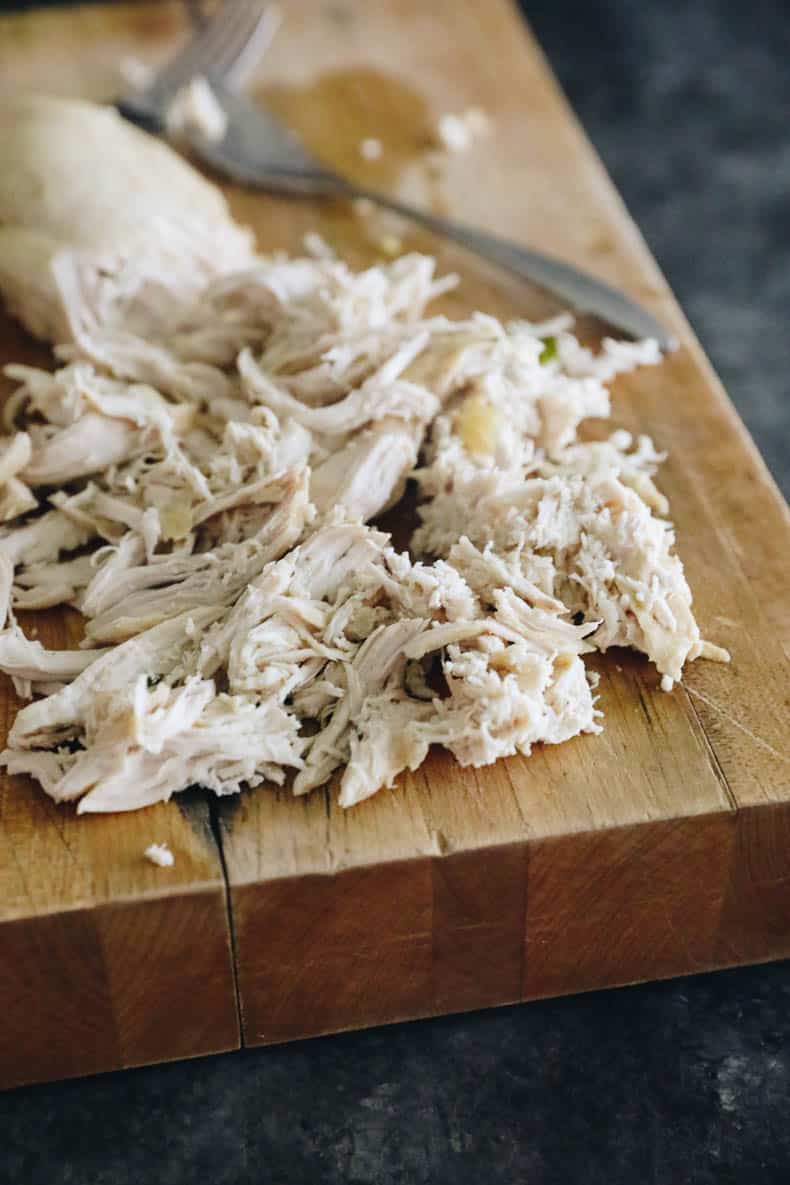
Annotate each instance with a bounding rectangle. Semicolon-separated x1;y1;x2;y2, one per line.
0;97;728;814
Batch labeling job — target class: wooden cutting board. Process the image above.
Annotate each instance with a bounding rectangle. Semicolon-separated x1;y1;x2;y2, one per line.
1;0;788;1090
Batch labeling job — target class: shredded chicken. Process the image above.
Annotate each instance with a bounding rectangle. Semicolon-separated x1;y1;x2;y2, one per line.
411;324;720;687
0;97;729;815
359;137;382;161
0;433;36;522
436;108;491;153
165;77;228;143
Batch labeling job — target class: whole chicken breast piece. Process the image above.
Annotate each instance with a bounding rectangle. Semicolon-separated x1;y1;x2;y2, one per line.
0;95;233;245
0;94;255;341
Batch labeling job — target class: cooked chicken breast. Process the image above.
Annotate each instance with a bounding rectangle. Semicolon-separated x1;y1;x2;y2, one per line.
0;94;254;342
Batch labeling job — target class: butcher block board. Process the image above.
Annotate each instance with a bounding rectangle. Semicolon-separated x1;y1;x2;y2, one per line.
1;0;789;1090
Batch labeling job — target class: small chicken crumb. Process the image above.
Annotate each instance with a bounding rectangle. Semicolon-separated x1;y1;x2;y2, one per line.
436;107;491;153
359;137;382;161
303;231;335;260
353;197;375;218
145;842;174;868
166;76;228;143
119;55;154;92
698;641;731;664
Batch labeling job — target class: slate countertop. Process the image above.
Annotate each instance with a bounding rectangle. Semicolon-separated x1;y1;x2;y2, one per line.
2;1;789;1182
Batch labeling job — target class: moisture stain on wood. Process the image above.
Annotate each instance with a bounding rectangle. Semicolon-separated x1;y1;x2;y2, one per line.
257;67;436;186
240;67;452;257
257;68;448;218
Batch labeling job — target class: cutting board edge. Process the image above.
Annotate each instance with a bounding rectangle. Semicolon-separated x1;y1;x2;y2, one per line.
225;800;790;1048
222;795;739;888
0;880;240;1091
243;944;790;1054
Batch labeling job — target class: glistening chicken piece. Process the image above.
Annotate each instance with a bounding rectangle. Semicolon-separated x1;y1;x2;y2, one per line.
310;418;423;521
0;433;36;523
2;607;223;751
81;467;310;643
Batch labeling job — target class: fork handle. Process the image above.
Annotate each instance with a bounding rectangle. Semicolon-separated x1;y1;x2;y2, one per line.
343;184;675;350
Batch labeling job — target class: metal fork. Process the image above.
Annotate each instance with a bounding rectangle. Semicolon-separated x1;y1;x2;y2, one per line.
116;0;281;131
179;76;675;349
116;3;673;349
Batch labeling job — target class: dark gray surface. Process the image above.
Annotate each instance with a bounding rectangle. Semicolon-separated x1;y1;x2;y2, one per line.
530;0;790;495
3;962;790;1185
1;1;789;1183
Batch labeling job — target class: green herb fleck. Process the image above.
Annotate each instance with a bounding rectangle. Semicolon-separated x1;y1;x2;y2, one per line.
539;336;557;364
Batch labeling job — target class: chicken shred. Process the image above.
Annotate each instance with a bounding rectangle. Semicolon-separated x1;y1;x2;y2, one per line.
165;77;228;143
0;97;728;815
144;842;175;868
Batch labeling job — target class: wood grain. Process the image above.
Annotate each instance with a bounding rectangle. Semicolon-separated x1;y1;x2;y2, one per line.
0;0;788;1082
0;300;239;1088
